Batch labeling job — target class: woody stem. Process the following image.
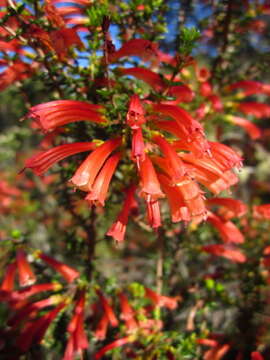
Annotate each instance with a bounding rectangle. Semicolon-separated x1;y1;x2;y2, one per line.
156;228;164;294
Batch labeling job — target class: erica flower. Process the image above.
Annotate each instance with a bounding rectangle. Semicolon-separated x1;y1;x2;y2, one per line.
37;252;80;283
0;262;17;291
131;127;146;168
24;142;96;176
139;155;164;202
16;250;36;287
85;152;121;206
64;291;88;360
207;212;244;244
96;289;119;327
144;287;179;310
126;94;146;130
253;204;270;220
118;292;138;332
202;244;246;263
70;138;121;191
27;100;105;132
206;198;247;220
237;102;270;118
225;115;262;140
107;185;137;242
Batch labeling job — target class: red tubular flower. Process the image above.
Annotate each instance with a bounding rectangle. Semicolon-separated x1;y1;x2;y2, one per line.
96;289;118;327
94;336;133;360
158;173;190;223
144;287;179;310
203;343;230;360
253;204;270;219
70;138;121;191
229;80;268;96
207;212;244;244
49;28;84;61
152;103;204;141
131;127;145;168
146;199;161;229
226;115;262;140
0;261;17;291
27;100;105;132
94;312;109;340
13;283;62;308
85;152;121;206
206;198;247;220
107;185;137;242
164;85;195;104
108;39;158;64
126;94;145;129
251;352;265;360
200;82;213;97
38;252;79;283
118;292;138;332
153;135;186;183
120;67;165;92
24;142;96;176
16;302;66;352
8;295;60;327
155;120;209;156
237;102;270;118
139;155;164;202
202;244;246;263
65;291;88;360
208;95;223;111
16;250;36;287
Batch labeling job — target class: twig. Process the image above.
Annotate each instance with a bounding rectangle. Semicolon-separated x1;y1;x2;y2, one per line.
156;228;164;294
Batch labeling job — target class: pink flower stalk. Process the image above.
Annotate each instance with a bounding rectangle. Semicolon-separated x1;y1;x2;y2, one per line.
85;152;121;206
94;336;133;360
139;155;164;202
96;289;119;327
107;185;137;242
144;287;179;310
24;142;96;176
202;244;246;263
206;198;247;220
108;38;158;64
70;138;121;191
237;102;270;118
207;212;244;244
120;67;165;92
38;252;79;283
118;292;138;332
126;94;145;129
226;115;262;140
16;250;36;287
0;261;17;291
131;127;146;168
27;100;105;132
